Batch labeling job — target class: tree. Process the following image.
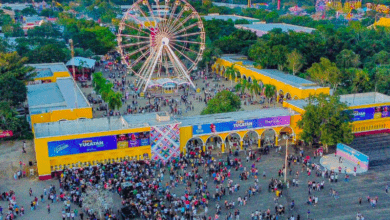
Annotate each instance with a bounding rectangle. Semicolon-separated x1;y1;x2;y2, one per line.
0;52;35;82
107;91;123;112
373;50;390;66
336;49;360;69
26;44;70;63
307;57;340;87
0;101;23;131
0;38;9;53
272;45;288;71
251;79;262;100
27;22;62;38
201;90;241;115
225;64;239;87
2;23;24;37
373;67;390;94
0;77;27;107
297;94;353;152
286;49;304;75
21;7;37;16
264;84;276;106
198;42;221;74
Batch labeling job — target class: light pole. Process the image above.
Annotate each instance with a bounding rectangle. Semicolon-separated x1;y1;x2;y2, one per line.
284;135;288;183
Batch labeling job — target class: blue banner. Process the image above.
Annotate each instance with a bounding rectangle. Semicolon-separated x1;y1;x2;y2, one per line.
192;116;290;135
351;108;375;121
48;135;117;157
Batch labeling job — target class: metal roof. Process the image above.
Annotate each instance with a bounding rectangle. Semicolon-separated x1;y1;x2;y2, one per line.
66;57;96;69
27;77;90;115
286;92;390;110
34;117;131;138
26;63;70;75
340;92;390;107
123;113;180;127
236;23;315;34
31;68;53;78
221;55;322;89
34;108;297;138
177;108;297;127
202;14;259;22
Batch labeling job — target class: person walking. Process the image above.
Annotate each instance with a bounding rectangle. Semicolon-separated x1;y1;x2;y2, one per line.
29;188;32;197
47;204;50;214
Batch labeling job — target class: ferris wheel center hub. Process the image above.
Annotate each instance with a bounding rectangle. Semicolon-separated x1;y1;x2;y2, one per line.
162;37;169;45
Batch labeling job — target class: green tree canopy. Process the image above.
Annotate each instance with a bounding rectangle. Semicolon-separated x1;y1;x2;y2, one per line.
0;77;27;107
201;90;241;115
297;94;353;152
0;52;35;82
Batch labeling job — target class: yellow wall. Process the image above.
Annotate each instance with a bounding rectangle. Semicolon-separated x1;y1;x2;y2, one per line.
283;102;305;114
284;101;390;134
34;71;71;83
180;125;297;153
214;58;330;99
31;107;93;131
34;126;151;177
179;126;193;153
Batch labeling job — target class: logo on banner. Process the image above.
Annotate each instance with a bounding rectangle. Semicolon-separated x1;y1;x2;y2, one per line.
196;125;204;134
54;144;70;154
79;140;104;147
233;120;253;128
265;119;280;124
353;111;365;117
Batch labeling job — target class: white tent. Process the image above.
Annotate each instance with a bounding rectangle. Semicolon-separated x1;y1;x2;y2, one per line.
66;57;96;69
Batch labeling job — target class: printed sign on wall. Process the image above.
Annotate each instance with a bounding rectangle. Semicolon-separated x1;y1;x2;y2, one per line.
192;116;291;135
48;135;117;157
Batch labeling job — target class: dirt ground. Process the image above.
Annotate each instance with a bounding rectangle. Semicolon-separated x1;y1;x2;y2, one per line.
0;140;37;182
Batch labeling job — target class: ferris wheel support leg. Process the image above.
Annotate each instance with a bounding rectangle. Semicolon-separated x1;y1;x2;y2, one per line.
143;44;164;93
166;45;196;89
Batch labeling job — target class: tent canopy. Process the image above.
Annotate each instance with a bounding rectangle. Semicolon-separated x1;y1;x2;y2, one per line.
66;57;96;69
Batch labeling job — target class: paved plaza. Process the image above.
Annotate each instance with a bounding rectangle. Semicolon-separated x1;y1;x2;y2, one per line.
79;65;282;118
1;140;390;220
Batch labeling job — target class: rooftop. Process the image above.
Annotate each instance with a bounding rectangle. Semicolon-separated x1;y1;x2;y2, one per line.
286;92;390;110
340;93;390;107
235;22;315;36
34;113;175;138
34;108;298;138
27;77;90;115
123;113;180;127
221;55;322;89
34;117;130;138
66;57;96;69
177;108;297;127
1;3;32;11
202;14;259;22
27;63;69;75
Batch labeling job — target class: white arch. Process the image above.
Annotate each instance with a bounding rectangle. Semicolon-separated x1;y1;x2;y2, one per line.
186;137;205;147
285;92;292;100
279;126;295;137
248;77;252;82
242;75;247;80
243;130;260;140
224;132;242;144
260;128;277;139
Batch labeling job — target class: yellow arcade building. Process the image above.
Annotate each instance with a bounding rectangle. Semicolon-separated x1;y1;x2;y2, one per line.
213;55;330;101
284;92;390;136
33;109;301;180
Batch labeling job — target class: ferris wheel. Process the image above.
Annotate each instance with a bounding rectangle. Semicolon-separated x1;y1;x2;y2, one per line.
117;0;206;92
